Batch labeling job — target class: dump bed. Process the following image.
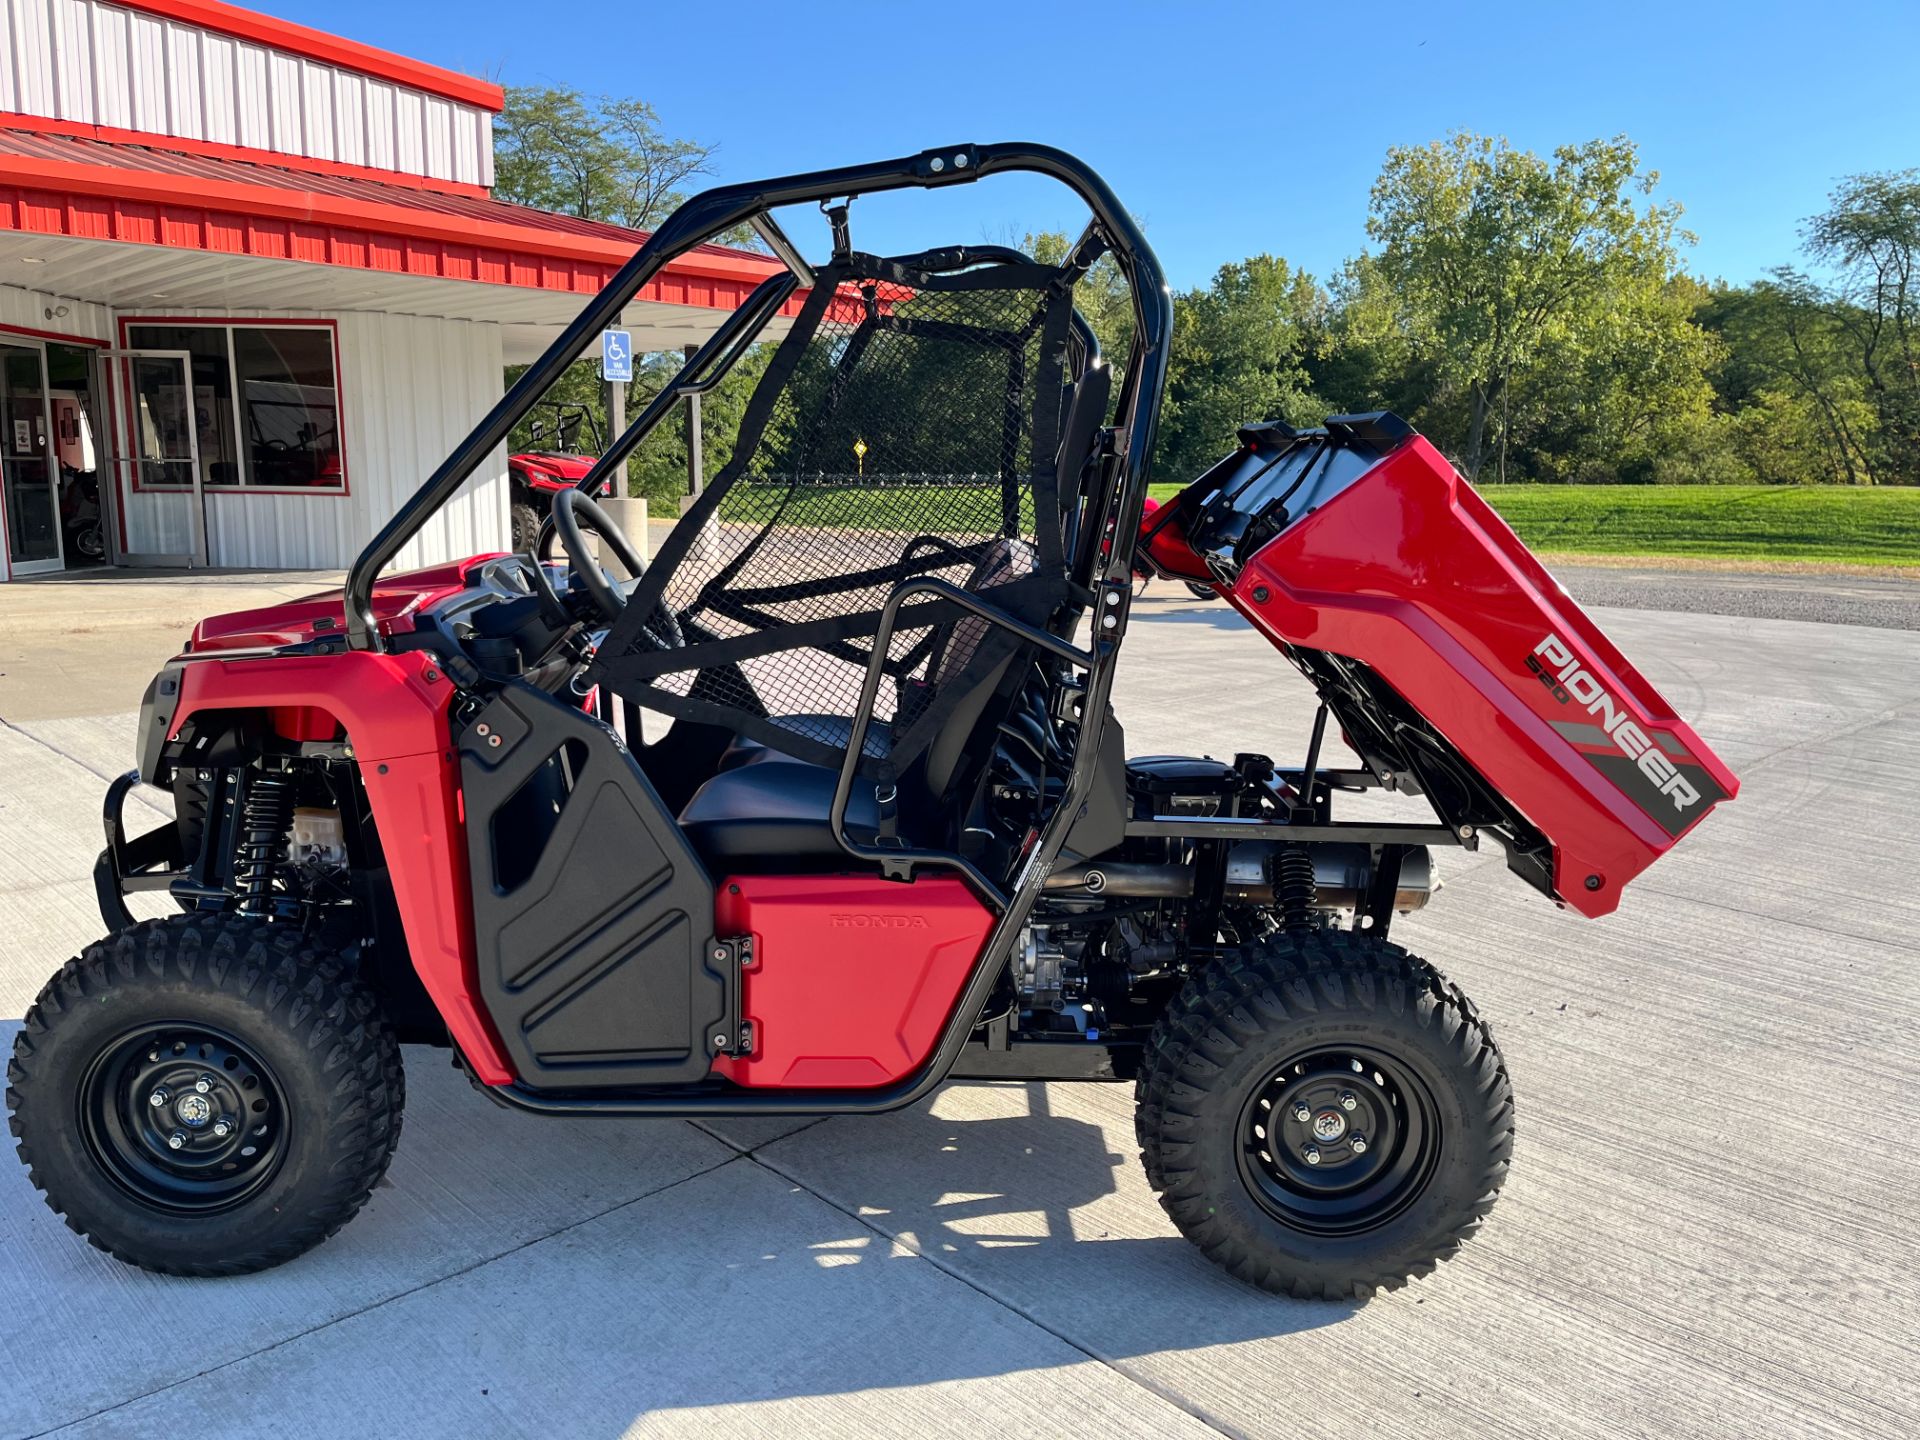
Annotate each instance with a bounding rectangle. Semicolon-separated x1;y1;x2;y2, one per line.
1147;416;1737;917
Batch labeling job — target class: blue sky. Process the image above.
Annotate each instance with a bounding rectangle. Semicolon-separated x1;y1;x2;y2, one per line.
284;0;1916;292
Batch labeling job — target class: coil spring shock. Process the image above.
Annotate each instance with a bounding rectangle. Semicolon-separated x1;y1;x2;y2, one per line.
1274;846;1317;935
234;770;296;917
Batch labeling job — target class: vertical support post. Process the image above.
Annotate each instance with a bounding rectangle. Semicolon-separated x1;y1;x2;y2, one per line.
684;342;703;498
608;370;627;499
1300;702;1329;819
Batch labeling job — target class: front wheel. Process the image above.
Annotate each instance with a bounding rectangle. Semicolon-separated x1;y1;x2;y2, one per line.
1136;931;1512;1299
6;915;404;1276
510;497;541;554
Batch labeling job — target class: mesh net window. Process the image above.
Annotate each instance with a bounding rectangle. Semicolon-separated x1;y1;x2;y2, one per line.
589;251;1080;779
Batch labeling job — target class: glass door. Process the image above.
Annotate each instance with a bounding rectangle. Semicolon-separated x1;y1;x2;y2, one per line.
1;341;63;576
104;350;206;568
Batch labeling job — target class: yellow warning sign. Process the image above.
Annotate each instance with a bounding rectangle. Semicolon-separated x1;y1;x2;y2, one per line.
854;437;867;476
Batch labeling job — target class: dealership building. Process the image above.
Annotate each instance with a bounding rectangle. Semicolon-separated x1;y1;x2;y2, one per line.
0;0;783;581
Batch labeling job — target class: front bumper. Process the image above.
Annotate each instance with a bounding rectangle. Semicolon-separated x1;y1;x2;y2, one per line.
95;770;188;932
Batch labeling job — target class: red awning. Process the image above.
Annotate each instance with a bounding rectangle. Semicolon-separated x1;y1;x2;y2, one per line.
0;129;788;311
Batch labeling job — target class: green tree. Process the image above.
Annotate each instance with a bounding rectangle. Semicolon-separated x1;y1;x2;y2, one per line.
1352;132;1694;481
493;86;717;230
1697;277;1877;484
1803;170;1920;483
497;85;764;497
1158;256;1327;481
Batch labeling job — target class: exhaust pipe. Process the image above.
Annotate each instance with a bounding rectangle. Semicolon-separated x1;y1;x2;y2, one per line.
1044;859;1194;898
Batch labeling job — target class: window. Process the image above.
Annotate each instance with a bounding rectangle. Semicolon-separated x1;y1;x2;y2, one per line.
125;324;344;492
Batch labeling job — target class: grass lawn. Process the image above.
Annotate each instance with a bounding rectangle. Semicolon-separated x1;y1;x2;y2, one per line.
1146;482;1920;567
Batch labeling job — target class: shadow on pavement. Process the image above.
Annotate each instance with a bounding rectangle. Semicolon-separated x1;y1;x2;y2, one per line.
2;1029;1346;1434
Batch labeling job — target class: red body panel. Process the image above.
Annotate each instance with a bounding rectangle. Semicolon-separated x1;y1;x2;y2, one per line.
188;557;502;651
1225;436;1737;916
710;875;993;1088
166;562;516;1083
511;453;597;492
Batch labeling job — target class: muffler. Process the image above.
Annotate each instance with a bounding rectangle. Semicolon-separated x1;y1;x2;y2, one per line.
1222;842;1434;913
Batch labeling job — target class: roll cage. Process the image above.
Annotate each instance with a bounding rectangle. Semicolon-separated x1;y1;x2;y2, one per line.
329;144;1175;1114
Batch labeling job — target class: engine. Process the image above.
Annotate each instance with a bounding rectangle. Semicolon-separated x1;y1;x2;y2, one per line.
1004;754;1434;1045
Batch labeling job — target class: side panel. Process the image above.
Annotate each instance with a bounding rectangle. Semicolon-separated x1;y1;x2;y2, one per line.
163;648;516;1082
1231;436;1738;917
712;875;994;1089
457;685;726;1090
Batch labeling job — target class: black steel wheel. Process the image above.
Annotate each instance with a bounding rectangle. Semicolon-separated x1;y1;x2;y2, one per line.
1236;1044;1441;1236
7;914;404;1276
1136;930;1513;1299
79;1023;290;1214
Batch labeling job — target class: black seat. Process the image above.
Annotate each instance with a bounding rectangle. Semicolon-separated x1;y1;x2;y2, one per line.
674;363;1110;871
676;539;1034;868
678;752;880;862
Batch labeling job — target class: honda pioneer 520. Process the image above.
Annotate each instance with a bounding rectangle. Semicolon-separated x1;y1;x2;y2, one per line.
6;145;1736;1297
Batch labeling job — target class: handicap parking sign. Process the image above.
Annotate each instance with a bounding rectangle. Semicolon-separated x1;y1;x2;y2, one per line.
600;330;633;382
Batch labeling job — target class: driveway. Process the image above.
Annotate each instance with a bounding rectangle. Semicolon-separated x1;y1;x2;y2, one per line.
1;573;1917;1438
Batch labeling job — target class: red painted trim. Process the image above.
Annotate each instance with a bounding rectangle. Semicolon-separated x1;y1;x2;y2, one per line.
0;154;800;310
117;315;351;498
112;0;504;112
0;113;491;199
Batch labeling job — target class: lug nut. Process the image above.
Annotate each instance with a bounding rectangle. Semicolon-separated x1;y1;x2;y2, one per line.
1292;1103;1312;1122
212;1119;233;1139
167;1131;187;1151
1302;1146;1322;1165
1339;1091;1358;1111
1350;1135;1369;1156
195;1075;214;1095
148;1089;170;1108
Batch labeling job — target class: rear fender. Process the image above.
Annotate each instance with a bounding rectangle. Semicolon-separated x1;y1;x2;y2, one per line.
162;651;514;1082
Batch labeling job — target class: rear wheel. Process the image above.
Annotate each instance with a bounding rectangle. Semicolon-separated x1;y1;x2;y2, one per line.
6;914;404;1276
1136;931;1512;1298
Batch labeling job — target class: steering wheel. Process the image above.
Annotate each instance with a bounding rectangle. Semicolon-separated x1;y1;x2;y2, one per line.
550;487;648;621
546;487;685;649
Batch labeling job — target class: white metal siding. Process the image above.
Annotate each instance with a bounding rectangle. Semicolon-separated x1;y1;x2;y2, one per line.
5;0;493;186
109;308;507;572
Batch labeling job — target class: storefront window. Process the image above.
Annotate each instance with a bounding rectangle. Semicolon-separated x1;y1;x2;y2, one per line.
124;324;344;491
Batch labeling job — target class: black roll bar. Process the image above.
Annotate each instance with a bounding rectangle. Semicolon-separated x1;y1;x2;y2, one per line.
344;142;1172;649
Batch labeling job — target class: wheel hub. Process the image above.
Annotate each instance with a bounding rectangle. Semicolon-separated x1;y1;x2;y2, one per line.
1238;1045;1442;1236
174;1092;213;1127
79;1025;287;1214
1310;1108;1347;1143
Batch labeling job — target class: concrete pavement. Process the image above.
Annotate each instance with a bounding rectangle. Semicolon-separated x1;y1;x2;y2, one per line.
2;578;1918;1438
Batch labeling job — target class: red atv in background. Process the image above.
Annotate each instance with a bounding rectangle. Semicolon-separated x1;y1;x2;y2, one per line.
509;402;609;552
6;146;1735;1299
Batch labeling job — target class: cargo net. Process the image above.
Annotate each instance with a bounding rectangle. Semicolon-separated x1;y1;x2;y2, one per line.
589;251;1077;779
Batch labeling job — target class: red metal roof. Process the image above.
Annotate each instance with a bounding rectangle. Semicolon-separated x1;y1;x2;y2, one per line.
0;130;789;309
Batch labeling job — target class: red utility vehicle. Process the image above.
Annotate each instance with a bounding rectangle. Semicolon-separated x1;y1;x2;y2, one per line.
509;402;609;552
6;146;1735;1297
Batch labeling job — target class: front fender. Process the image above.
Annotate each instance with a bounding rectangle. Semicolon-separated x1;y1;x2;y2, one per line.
157;650;515;1083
